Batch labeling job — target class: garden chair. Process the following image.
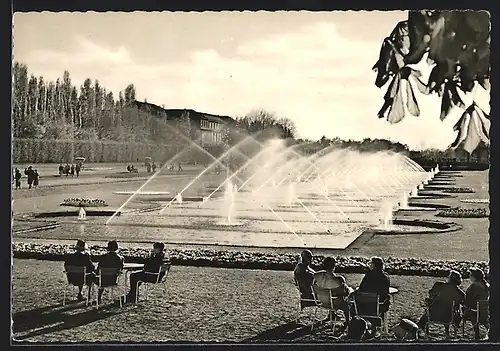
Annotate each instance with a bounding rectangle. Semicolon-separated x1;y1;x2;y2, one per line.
351;292;388;335
462;299;489;339
135;263;171;303
311;284;348;334
94;267;123;309
63;266;91;306
293;278;317;324
423;299;457;339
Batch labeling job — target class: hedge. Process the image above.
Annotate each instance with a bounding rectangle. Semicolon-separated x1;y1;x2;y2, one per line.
12;243;488;279
13;138;182;164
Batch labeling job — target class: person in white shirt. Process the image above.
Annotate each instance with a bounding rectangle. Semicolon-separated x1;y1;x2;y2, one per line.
313;257;354;327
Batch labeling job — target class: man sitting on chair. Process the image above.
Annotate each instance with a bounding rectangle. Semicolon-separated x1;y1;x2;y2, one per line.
313;257;354;327
94;240;124;304
125;242;168;303
358;257;391;314
463;268;489;339
64;239;96;301
417;270;465;337
293;250;316;308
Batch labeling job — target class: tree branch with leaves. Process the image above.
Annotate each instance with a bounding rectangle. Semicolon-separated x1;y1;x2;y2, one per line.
373;10;490;154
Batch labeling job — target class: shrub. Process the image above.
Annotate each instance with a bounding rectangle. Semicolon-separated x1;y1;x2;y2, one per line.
61;198;108;207
436;207;488;218
12;243;488;279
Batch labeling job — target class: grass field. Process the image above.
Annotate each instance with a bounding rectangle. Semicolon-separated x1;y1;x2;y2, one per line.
11;259;486;343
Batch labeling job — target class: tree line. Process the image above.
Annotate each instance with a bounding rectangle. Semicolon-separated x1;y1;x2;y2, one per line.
12;62;444;164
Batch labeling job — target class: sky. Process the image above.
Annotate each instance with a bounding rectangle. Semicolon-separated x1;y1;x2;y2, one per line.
12;11;490;150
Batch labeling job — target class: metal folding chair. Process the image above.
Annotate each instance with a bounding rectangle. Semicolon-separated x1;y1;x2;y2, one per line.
94;267;123;309
135;263;171;303
63;266;91;306
311;285;348;334
351;292;388;335
462;299;489;338
293;278;317;323
424;299;457;339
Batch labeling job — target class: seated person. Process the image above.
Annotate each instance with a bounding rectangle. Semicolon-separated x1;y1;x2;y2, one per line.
357;257;391;314
417;270;465;337
463;268;490;339
293;250;316;308
94;240;125;304
64;240;96;301
125;242;169;303
313;257;354;326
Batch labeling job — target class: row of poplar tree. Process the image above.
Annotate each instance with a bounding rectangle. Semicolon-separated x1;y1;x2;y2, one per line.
11;61;164;142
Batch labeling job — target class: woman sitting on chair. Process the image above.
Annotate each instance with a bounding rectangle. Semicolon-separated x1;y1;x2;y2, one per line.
124;242;169;303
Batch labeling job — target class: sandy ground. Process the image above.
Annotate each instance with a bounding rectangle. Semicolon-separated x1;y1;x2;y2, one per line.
11;259;487;343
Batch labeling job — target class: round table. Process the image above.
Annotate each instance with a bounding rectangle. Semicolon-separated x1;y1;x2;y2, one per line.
123;263;144;271
122;263;144;293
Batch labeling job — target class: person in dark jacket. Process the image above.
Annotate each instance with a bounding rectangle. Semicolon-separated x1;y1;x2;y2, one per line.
75;164;81;177
417;270;465;337
463;268;489;339
93;240;125;304
33;170;40;188
358;257;391;314
14;168;22;189
125;242;169;303
293;250;316;308
24;166;34;189
64;240;96;301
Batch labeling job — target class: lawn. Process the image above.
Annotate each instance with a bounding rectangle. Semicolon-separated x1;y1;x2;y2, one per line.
11;259;485;343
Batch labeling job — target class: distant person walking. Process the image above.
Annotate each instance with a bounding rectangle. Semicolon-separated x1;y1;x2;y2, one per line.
152;162;157;172
14;168;22;189
24;166;34;189
58;164;64;176
64;164;70;176
75;163;81;177
70;165;75;177
33;170;40;189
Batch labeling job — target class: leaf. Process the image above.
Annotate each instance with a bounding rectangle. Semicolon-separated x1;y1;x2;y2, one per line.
462;109;485;154
473;104;490;140
449;84;466;109
406;79;420;116
387;76;405;124
440;87;452;120
413;76;431;95
450;110;470;148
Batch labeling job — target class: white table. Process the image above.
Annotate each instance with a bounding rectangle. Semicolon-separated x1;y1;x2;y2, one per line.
122;263;144;293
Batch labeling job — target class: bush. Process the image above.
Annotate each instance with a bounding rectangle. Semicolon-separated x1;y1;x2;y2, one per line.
443;187;475;193
12;138;182;164
436;207;489;218
12;243;488;279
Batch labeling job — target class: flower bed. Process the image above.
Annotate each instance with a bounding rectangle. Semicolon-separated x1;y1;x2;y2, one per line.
436;207;489;218
61;198;107;207
461;199;489;204
12;242;488;279
443;187;475;193
425;186;475;193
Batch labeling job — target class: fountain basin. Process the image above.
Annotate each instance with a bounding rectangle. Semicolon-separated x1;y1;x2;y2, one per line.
372;219;461;235
34;210;122;218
